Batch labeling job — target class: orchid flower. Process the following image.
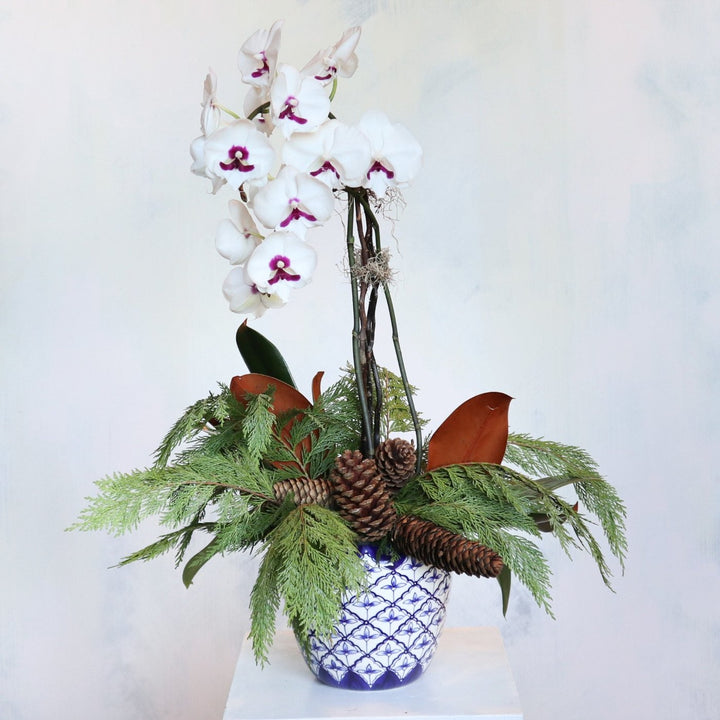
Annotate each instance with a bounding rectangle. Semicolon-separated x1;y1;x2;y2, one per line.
251;165;334;237
245;231;317;296
216;200;262;265
202;119;275;191
357;110;423;198
302;26;361;85
190;71;226;193
200;70;221;136
222;266;286;317
282;119;371;188
237;19;283;88
270;64;330;138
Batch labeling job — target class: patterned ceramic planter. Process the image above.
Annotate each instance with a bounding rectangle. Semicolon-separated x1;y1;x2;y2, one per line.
296;545;451;690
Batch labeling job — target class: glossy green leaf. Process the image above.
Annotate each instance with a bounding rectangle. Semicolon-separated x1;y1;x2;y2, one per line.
498;564;512;617
236;321;296;388
182;536;223;588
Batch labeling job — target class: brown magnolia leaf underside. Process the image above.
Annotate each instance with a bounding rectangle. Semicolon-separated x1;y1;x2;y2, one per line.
230;373;314;473
426;392;512;471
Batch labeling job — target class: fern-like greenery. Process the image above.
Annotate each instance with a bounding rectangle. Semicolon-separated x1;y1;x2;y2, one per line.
396;433;627;613
71;368;627;661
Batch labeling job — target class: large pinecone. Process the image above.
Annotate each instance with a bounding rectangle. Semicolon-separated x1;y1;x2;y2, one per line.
273;478;332;507
375;438;416;494
330;450;397;542
392;515;504;578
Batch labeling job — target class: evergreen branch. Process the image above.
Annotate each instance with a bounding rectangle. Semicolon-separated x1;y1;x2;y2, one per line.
69;454;276;537
249;541;283;666
504;433;599;478
575;478;628;570
153;385;234;467
241;391;276;462
115;522;216;566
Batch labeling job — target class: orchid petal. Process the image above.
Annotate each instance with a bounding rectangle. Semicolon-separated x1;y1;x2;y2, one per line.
251;165;334;236
270;65;330;138
237;20;283;88
215;200;261;265
190;135;226;194
357;110;423;197
301;26;361;85
222;266;286;317
203;119;275;189
245;232;317;295
200;70;221;136
243;85;274;135
282;120;370;188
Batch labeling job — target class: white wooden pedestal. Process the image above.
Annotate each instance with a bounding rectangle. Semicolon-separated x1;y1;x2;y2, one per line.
223;626;523;720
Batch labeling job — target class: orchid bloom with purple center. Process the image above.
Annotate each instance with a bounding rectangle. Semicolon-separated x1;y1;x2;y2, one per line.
222;266;286;317
216;199;262;265
270;64;330;138
282;119;371;188
203;119;275;190
251;165;333;238
357;110;423;197
302;26;361;85
237;20;283;88
245;231;316;296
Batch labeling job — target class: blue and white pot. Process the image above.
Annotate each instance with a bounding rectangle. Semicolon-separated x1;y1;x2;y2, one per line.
296;545;451;690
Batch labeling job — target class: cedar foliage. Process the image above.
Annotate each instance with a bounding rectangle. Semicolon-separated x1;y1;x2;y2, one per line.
71;369;627;660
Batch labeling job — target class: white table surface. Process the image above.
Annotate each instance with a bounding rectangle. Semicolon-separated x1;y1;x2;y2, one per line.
223;626;524;720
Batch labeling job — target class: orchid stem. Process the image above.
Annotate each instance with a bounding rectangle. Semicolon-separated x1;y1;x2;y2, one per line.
247;101;270;121
216;103;241;120
354;192;423;474
346;194;374;456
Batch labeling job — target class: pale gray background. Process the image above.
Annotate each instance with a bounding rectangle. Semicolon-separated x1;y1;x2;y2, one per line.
2;1;719;719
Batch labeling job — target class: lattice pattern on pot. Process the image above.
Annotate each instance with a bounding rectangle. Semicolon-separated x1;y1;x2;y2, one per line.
300;548;451;689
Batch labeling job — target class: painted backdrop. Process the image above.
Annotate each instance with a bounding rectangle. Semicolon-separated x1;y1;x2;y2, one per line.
2;1;719;719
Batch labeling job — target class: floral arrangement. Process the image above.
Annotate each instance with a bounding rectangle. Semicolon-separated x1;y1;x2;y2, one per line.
72;21;627;665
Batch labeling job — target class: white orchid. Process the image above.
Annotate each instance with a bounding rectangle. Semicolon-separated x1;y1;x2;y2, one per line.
251;165;334;238
357;110;423;197
199;69;221;136
190;71;226;193
222;266;287;317
202;119;275;191
245;231;317;296
237;19;283;88
216;200;262;265
302;26;361;85
270;64;330;138
282;119;371;188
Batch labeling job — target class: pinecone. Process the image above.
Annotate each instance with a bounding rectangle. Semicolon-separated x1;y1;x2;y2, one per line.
330;450;397;542
273;478;332;507
375;438;416;494
392;515;504;578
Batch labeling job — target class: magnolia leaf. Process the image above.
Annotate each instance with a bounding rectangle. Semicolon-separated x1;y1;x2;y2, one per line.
426;392;512;470
230;373;312;415
230;373;314;473
236;320;296;388
497;564;512;617
311;371;324;404
182;536;223;588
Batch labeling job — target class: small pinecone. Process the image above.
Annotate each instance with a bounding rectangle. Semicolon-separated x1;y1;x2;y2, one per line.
375;438;416;494
330;450;397;542
273;478;332;507
392;515;504;578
